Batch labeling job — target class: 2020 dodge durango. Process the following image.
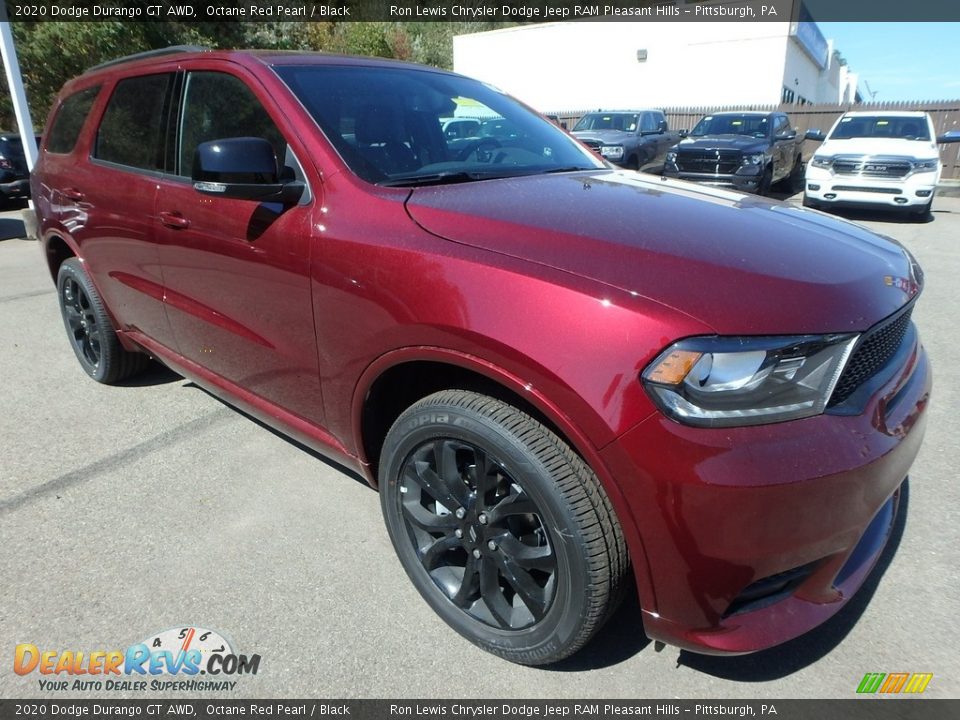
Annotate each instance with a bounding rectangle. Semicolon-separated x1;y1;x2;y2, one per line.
32;49;929;664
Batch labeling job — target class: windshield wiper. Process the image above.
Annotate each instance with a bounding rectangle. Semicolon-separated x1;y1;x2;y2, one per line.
379;171;513;188
540;166;597;174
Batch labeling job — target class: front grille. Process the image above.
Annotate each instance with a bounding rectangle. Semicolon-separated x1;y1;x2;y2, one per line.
831;185;902;194
830;304;914;406
676;149;741;175
832;158;912;179
580;139;602;151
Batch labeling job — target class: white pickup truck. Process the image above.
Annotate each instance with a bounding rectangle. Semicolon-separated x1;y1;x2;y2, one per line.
803;111;960;218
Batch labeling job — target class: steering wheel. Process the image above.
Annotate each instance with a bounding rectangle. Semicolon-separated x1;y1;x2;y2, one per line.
457;138;502;163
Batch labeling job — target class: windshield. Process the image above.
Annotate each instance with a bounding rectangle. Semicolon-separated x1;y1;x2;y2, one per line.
829;115;930;141
572;113;640;132
690;114;770;138
274;65;603;185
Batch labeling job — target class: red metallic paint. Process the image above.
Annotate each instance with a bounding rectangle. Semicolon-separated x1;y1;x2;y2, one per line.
32;50;930;656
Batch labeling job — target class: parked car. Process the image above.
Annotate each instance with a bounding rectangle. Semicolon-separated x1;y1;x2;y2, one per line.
804;111;960;218
571;110;680;172
34;48;929;665
663;111;804;194
0;131;32;204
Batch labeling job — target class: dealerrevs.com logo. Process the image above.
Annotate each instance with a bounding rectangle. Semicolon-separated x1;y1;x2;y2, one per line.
14;627;261;692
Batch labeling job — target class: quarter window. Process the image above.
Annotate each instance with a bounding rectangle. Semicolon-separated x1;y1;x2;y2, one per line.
95;74;172;171
46;86;100;154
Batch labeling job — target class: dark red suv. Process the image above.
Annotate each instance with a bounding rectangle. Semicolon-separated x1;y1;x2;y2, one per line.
32;48;929;665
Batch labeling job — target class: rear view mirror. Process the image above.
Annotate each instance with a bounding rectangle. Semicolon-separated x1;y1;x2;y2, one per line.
193;137;304;204
805;129;826;142
937;130;960;143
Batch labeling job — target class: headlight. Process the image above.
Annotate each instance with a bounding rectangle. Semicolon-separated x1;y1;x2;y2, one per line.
912;159;938;172
665;151;678;164
741;152;765;166
601;145;624;160
810;155;832;169
641;334;858;427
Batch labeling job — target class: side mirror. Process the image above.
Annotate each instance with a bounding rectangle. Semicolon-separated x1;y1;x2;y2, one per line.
192;137;304;204
937;130;960;143
777;129;797;140
678;129;688;138
657;120;668;134
805;129;826;142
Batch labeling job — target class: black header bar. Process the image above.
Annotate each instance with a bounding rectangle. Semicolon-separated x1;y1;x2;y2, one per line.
3;1;960;23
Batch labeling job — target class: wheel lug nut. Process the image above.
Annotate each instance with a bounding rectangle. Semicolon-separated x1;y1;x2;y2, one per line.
455;508;466;519
487;540;497;550
472;549;481;559
478;514;488;524
454;529;463;538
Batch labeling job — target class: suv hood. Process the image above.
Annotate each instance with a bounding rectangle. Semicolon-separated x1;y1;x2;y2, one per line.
816;137;940;160
405;171;917;335
676;135;767;153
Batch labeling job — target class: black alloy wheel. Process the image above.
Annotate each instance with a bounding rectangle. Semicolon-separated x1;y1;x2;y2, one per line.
57;258;148;383
61;272;102;370
398;437;558;631
379;390;628;665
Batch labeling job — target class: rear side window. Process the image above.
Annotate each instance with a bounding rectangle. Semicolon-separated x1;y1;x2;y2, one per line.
95;74;173;171
46;86;100;154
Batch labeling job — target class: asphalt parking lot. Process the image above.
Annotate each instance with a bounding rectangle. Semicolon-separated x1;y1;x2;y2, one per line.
1;193;958;701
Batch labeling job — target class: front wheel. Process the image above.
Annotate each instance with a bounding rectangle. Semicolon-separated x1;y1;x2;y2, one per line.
379;390;628;665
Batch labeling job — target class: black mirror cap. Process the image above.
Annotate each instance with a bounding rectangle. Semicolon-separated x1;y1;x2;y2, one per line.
678;129;688;138
192;137;304;205
193;137;278;184
805;129;826;142
658;120;668;134
937;130;960;144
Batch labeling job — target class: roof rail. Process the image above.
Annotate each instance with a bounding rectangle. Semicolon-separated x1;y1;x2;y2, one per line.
87;45;210;73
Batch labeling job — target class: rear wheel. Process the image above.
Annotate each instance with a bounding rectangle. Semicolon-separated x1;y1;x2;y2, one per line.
57;258;149;383
378;390;628;665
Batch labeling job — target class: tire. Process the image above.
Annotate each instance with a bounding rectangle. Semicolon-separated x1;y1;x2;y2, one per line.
910;198;933;222
757;166;773;196
379;390;628;665
57;258;149;384
783;156;804;194
802;193;819;210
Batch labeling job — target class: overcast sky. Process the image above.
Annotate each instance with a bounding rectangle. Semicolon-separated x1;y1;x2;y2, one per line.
817;22;960;102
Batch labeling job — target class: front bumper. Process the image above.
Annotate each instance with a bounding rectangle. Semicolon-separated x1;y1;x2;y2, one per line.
663;163;763;193
601;333;930;654
804;165;937;209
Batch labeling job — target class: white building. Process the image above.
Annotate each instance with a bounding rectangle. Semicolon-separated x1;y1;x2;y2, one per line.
453;20;859;113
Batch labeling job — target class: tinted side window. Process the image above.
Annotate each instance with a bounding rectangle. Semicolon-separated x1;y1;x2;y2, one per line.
47;86;100;154
640;113;657;133
177;72;286;178
95;74;172;171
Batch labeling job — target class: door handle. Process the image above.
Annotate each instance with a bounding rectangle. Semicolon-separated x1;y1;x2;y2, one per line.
62;187;85;202
159;211;191;230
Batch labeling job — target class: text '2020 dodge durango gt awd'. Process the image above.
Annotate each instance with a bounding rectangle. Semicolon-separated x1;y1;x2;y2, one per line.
32;48;929;665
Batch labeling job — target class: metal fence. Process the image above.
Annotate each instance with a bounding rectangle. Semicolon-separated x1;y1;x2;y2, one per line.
551;101;960;179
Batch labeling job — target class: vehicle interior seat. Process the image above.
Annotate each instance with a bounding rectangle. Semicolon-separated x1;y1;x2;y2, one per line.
900;122;921;138
354;105;419;176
